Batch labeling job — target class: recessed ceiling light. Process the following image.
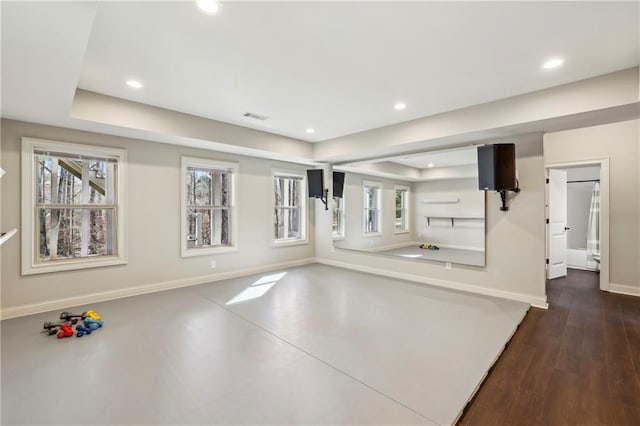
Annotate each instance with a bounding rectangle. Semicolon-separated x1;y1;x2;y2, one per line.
427;163;434;168
197;0;220;15
126;80;143;89
394;102;407;111
542;58;564;70
306;128;315;134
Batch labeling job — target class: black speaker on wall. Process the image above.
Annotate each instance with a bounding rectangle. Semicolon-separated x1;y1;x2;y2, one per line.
477;143;516;191
333;171;345;198
307;169;325;198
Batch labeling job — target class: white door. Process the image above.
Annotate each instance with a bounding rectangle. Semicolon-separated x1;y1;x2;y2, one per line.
547;169;568;279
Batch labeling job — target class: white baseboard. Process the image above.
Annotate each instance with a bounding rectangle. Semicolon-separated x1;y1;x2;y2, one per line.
2;255;551;319
0;257;316;320
609;283;640;297
316;257;549;309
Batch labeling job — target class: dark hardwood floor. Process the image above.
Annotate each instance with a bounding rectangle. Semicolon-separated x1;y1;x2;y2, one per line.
460;269;640;425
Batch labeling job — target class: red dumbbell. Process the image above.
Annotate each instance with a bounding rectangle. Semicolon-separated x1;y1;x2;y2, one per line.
57;324;74;339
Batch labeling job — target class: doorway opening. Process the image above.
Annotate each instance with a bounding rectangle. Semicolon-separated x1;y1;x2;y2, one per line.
545;159;609;292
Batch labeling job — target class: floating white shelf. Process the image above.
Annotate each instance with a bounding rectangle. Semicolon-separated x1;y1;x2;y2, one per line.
422;198;459;204
0;229;17;247
425;216;484;227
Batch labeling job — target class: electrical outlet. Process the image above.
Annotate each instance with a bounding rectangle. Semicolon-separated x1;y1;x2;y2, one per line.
446;262;452;270
210;260;217;269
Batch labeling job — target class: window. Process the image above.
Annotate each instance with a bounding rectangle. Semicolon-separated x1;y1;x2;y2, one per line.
395;185;409;233
363;180;382;235
273;170;307;244
332;196;345;239
21;138;126;275
181;157;237;257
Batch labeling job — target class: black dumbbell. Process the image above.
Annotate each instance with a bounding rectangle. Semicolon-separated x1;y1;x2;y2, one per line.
59;312;83;322
43;321;64;336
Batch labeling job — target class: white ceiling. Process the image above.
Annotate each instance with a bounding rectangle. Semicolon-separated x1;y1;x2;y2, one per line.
2;1;639;144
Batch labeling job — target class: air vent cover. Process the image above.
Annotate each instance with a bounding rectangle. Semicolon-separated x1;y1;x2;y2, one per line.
243;112;269;121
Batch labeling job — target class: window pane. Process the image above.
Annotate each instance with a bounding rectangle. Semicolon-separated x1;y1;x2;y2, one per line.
365;187;376;209
187;207;231;248
333;197;344;237
186;167;232;208
38;208;114;261
274;208;284;239
365;209;378;233
35;154;112;205
288;207;300;239
274;175;304;241
396;209;405;229
274;177;284;207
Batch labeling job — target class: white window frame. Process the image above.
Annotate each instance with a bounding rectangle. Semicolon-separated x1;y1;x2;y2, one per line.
181;157;238;258
272;169;308;247
394;184;410;234
363;180;382;237
21;137;127;275
332;196;345;240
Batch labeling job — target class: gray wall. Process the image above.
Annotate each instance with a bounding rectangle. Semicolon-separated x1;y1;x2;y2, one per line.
545;119;639;288
564;167;600;250
0;119;315;309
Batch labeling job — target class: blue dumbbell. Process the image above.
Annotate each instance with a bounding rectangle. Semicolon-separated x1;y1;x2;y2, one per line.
76;324;93;337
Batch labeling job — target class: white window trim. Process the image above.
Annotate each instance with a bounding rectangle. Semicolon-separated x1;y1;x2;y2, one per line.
332;196;345;241
362;180;382;237
181;157;239;258
272;168;308;247
21;137;127;275
394;184;410;234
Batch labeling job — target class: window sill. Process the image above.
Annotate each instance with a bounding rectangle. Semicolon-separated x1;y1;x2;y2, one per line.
272;239;308;248
394;230;410;235
23;256;127;276
362;232;383;238
332;236;345;241
181;246;238;258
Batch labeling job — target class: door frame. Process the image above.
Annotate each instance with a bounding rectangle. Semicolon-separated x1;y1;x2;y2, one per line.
544;158;609;291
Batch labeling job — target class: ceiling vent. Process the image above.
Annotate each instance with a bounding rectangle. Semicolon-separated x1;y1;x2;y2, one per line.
243;112;269;121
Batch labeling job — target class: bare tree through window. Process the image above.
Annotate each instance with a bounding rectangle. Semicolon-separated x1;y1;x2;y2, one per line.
35;151;117;262
274;174;304;241
185;165;233;250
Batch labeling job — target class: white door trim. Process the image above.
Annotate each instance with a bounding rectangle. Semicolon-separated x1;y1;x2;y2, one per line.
544;159;609;292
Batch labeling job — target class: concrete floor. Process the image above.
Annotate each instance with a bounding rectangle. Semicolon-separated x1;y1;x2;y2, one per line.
1;264;527;425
